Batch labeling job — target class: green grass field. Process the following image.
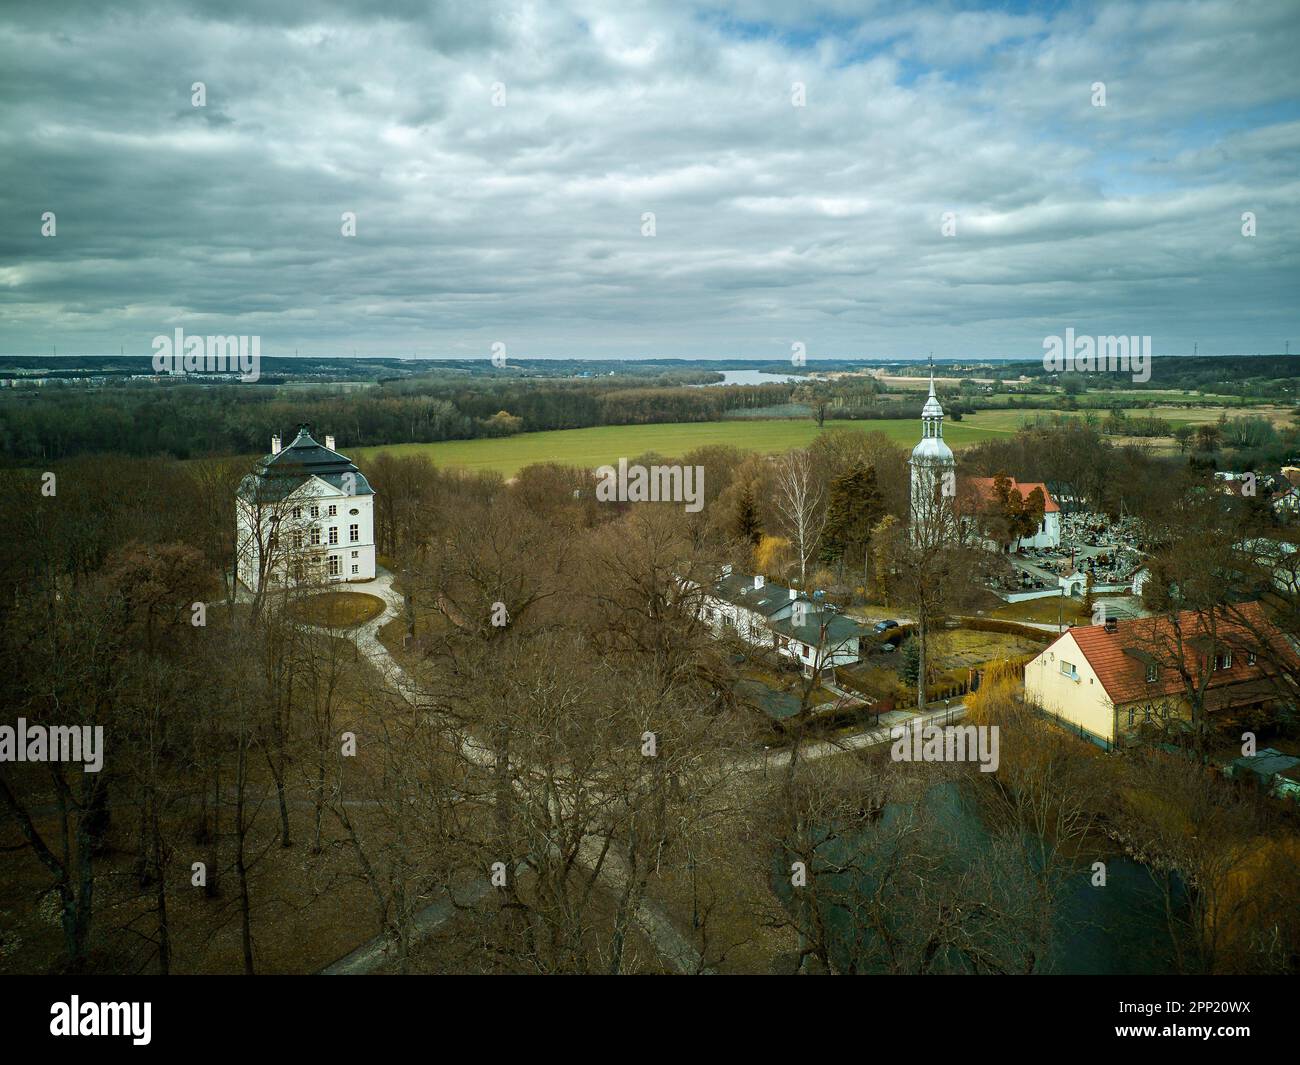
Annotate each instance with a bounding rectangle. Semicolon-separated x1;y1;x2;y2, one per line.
352;402;1295;477
352;418;1008;477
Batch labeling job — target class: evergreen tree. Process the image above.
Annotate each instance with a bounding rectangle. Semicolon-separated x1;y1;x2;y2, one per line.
900;636;921;687
734;482;762;546
821;462;883;581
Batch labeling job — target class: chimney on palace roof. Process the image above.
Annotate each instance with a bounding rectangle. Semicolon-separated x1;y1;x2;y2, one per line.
270;434;281;456
325;434;336;451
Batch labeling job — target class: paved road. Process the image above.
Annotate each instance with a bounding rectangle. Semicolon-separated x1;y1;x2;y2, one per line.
315;569;711;976
308;574;971;974
733;703;968;775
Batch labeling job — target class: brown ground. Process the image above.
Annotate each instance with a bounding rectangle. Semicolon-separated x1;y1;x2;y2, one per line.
285;591;387;629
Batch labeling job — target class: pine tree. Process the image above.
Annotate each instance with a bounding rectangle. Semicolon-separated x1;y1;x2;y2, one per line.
821;462;883;581
900;636;922;688
734;482;762;546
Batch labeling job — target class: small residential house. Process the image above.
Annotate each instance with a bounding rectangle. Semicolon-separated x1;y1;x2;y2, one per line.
697;570;799;641
769;608;865;676
1226;748;1300;800
236;425;377;591
695;568;866;675
1023;601;1295;749
1273;484;1300;521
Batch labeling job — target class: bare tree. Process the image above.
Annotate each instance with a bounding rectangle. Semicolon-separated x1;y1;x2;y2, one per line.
773;449;825;589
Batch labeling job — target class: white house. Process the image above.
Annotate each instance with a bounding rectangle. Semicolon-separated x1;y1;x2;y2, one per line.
1273;485;1300;521
236;425;377;591
963;477;1062;551
693;568;865;676
696;569;798;644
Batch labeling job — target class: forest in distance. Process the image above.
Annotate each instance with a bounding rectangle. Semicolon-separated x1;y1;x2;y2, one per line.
2;353;1297;465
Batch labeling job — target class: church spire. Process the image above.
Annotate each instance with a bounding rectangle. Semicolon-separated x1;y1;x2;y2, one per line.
921;356;944;438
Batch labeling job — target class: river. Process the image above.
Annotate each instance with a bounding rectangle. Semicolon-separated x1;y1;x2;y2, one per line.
696;370;807;386
776;780;1186;974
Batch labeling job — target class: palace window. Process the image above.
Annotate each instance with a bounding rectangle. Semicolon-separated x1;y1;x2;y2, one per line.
328;556;340;577
351;550;358;559
293;531;304;549
310;505;319;518
327;504;337;517
328;527;339;545
1213;651;1232;671
351;564;358;575
291;506;301;519
310;527;321;546
349;523;359;542
1247;651;1257;666
1145;663;1158;683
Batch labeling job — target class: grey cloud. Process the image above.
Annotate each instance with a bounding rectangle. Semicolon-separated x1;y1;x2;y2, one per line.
0;0;1297;358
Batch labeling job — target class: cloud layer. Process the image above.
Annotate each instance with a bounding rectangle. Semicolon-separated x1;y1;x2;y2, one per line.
1;0;1298;359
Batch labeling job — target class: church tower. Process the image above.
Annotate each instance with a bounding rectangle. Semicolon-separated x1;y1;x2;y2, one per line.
908;360;956;543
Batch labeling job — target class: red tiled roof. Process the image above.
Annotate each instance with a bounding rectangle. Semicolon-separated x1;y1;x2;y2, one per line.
964;477;1060;513
1064;601;1296;707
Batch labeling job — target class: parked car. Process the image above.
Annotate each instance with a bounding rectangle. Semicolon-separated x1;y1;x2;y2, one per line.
873;619;900;634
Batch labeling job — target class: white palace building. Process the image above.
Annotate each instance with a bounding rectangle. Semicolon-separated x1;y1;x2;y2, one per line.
236;425;377;591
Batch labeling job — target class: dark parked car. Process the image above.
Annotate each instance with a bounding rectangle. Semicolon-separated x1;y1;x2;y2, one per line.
873;619;900;634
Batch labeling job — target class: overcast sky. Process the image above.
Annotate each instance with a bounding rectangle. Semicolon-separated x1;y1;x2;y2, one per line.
2;0;1298;361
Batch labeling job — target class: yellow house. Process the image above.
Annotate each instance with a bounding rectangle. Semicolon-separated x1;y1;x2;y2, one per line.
1024;603;1291;749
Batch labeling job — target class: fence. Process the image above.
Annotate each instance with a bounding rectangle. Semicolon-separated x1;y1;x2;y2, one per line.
1037;707;1114;751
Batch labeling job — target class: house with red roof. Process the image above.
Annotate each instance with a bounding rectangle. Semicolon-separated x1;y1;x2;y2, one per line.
961;476;1061;552
1023;601;1297;749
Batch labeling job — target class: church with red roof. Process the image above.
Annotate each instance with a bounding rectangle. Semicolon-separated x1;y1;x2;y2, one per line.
962;476;1062;552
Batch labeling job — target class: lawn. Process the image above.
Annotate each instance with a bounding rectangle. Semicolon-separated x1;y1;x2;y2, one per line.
986;596;1091;626
286;591;387;628
353;418;1005;477
930;629;1044;671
